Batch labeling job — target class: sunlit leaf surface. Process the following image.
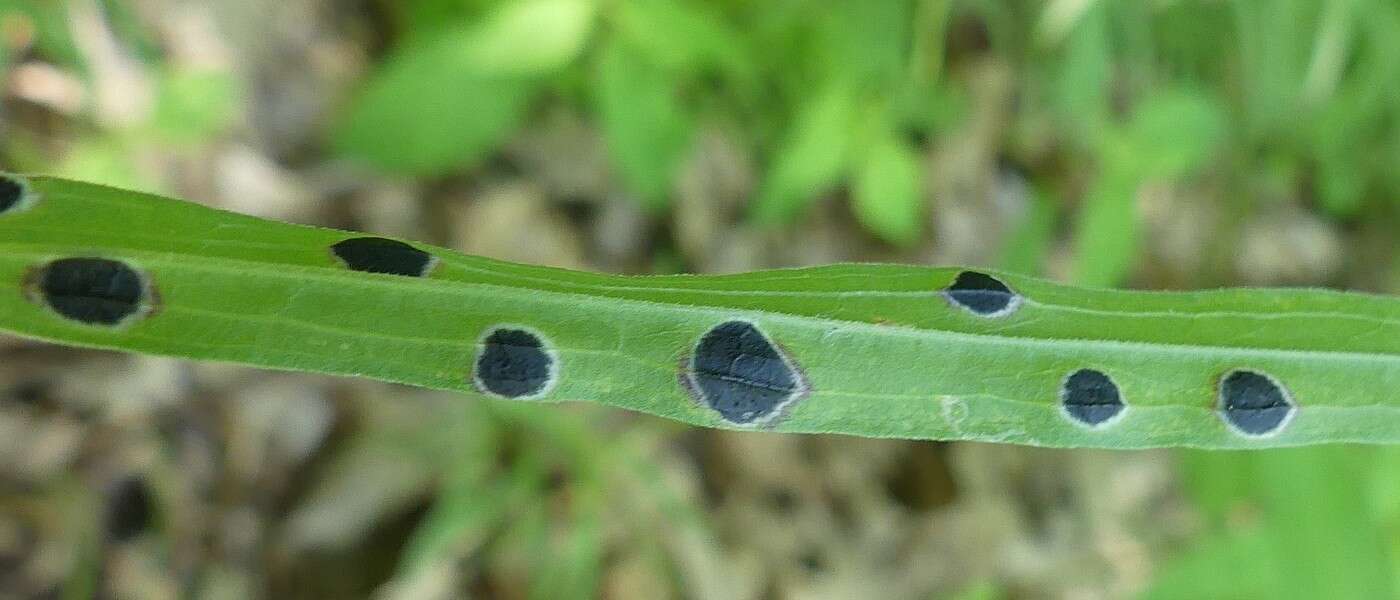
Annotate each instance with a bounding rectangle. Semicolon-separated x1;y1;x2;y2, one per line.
2;176;1397;449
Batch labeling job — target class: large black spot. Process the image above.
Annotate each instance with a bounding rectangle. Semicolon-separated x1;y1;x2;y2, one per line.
686;321;805;425
33;258;148;326
473;328;555;398
0;175;24;214
330;237;435;277
943;270;1019;317
1060;369;1124;427
1219;370;1295;436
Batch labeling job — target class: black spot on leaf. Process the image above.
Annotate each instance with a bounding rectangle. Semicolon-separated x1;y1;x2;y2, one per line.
104;475;153;543
0;174;25;214
330;237;435;277
943;270;1020;317
29;258;151;326
1060;369;1124;427
1219;370;1295;436
684;321;807;425
473;327;555;399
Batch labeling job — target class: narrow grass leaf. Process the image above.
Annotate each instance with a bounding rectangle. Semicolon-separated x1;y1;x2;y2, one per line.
1072;90;1226;287
852;128;923;246
999;182;1057;276
1119;90;1227;179
1;176;1398;449
595;38;693;211
1049;2;1111;143
468;0;596;76
612;0;747;74
1070;169;1138;288
750;83;857;224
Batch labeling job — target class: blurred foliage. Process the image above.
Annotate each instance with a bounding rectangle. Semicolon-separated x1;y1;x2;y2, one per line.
12;0;1400;256
1074;88;1227;286
336;0;595;174
332;0;1400;256
1148;447;1399;599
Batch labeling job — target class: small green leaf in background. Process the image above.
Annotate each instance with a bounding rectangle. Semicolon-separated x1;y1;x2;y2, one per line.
0;0;81;69
1231;0;1316;141
999;182;1057;276
1141;532;1282;599
611;0;747;75
1046;1;1112;145
152;69;238;144
334;29;532;175
1310;92;1373;218
469;0;595;75
949;580;1004;600
1371;448;1400;592
56;138;153;193
394;416;498;575
595;38;693;211
1072;89;1225;287
852;128;923;246
829;0;910;86
1117;90;1227;179
909;0;953;87
392;0;479;37
750;82;857;224
335;0;596;175
1070;169;1139;289
1151;447;1397;599
1316;145;1366;217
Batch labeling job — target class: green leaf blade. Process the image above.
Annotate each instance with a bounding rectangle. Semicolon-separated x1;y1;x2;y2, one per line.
3;176;1399;449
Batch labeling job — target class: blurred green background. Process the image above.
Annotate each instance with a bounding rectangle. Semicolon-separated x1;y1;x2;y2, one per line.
1;0;1399;598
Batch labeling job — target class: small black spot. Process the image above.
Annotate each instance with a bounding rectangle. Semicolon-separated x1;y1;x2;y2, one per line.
473;327;555;399
943;270;1020;317
0;175;24;214
684;321;807;425
1060;369;1125;427
104;475;153;543
330;237;435;277
1219;370;1295;436
30;258;150;326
